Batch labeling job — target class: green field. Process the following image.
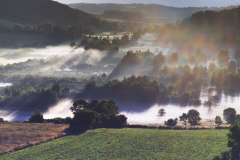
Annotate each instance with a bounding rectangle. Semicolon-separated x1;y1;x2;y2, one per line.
1;129;228;160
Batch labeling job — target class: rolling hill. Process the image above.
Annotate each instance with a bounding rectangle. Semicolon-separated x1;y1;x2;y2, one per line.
0;128;228;160
0;0;100;27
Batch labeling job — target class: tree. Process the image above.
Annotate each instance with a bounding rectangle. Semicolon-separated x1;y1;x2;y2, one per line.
227;122;240;159
154;52;165;68
131;29;142;40
158;109;166;116
165;118;178;127
102;73;107;80
29;110;44;123
4;87;11;96
70;109;98;129
234;49;240;60
37;23;53;32
70;99;127;129
70;42;76;47
70;99;88;113
51;83;61;94
26;85;36;93
121;35;129;45
170;52;178;63
236;114;240;123
218;50;229;65
23;24;34;31
227;112;237;125
223;108;236;120
179;113;188;129
227;60;237;72
187;109;201;128
13;24;22;31
215;116;223;127
0;118;4;122
93;99;119;115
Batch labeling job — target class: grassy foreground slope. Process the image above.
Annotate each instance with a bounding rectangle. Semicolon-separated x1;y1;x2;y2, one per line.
1;129;228;160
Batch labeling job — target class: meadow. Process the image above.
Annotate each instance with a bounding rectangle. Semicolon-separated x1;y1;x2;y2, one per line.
0;123;68;154
1;128;228;160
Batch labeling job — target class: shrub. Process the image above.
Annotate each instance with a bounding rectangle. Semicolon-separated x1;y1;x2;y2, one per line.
54;118;63;124
165;118;178;127
65;117;72;124
29;110;44;123
0;118;4;122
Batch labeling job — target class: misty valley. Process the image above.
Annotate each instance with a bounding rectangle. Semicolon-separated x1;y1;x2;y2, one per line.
1;31;240;126
3;1;240;159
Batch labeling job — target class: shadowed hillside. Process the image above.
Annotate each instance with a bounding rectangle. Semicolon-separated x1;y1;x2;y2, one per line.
0;0;101;27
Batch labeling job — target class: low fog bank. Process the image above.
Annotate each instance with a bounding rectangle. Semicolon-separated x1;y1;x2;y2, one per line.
0;46;83;65
0;45;126;79
121;89;240;124
0;99;73;121
43;99;73;119
0;83;12;87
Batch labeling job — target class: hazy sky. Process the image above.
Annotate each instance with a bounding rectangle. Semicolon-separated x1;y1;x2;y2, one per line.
57;0;240;7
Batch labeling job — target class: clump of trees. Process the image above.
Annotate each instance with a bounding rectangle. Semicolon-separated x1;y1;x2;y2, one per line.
77;75;160;104
215;116;223;127
11;23;83;41
179;110;202;128
29;110;44;123
79;36;119;52
223;108;240;125
1;81;73;112
159;109;202;128
158;109;166;116
0;118;4;122
70;99;127;130
4;86;21;97
179;113;188;129
165;118;178;127
218;50;229;66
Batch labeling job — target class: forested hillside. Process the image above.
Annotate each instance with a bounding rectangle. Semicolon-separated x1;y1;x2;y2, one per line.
157;6;240;47
0;0;107;28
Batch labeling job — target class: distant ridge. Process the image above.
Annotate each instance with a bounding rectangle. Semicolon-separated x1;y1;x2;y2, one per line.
68;3;236;17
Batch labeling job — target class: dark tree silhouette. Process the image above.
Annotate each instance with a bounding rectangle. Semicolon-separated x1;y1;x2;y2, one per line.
187;109;201;128
29;110;44;123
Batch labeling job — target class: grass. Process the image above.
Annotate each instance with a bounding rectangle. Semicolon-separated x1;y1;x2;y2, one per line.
0;123;68;154
1;128;228;160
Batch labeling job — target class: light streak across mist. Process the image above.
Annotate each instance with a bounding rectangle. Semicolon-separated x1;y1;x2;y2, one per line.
43;99;73;119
